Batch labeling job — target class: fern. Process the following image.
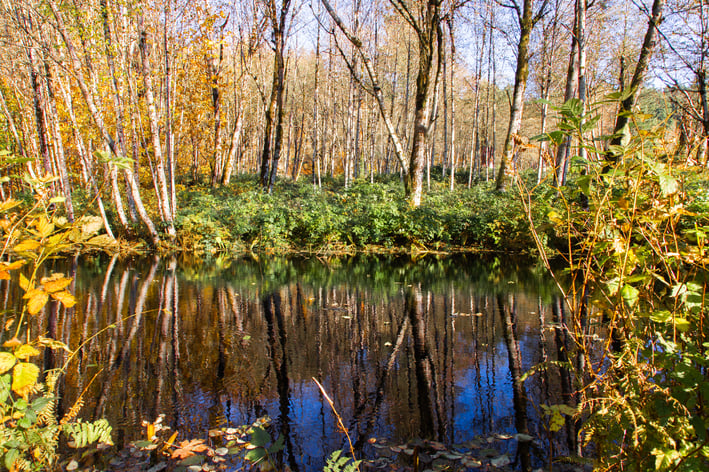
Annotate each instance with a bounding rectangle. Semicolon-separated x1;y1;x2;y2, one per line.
324;450;361;472
62;419;113;448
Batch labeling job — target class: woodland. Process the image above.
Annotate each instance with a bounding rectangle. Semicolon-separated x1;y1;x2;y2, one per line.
1;0;709;470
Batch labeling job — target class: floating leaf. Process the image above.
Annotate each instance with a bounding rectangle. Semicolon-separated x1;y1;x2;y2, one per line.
490;454;511;467
12;362;39;398
0;352;16;374
14;344;40;360
172;439;209;459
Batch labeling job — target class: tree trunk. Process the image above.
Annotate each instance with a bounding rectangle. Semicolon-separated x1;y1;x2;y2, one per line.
46;0;160;244
606;0;664;162
138;13;175;236
495;0;537;191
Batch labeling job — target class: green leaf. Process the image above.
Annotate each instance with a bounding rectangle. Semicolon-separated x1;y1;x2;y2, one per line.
245;447;267;463
658;173;679;197
4;448;19;470
31;396;51;412
179;455;204;466
250;426;271;448
621;284;639;307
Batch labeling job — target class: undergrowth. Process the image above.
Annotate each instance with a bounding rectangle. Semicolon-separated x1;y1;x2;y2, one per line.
174;178;539;254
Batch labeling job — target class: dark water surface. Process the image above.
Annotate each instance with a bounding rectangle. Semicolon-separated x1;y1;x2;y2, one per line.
6;253;584;470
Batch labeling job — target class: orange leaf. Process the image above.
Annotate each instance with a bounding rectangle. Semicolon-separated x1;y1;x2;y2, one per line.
171;439;210;459
3;337;22;349
26;291;48;315
42;276;72;293
51;291;76;308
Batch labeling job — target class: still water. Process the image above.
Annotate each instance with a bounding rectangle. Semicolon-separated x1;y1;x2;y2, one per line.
6;253;585;470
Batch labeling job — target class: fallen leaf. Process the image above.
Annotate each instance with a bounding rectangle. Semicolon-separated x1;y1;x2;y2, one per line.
171;439;210;459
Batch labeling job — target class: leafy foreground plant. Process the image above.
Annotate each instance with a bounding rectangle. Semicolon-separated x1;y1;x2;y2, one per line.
0;168;115;470
519;98;709;471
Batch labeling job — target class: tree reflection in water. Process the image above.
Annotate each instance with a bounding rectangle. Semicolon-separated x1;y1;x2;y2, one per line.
17;254;597;470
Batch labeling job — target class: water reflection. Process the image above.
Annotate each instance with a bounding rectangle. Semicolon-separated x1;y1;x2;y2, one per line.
8;254;594;470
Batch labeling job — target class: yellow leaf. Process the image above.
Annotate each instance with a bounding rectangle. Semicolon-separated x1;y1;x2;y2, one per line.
0;260;25;271
87;235;117;247
51;291;76;308
0;198;20;212
42;277;72;293
0;270;8;280
13;239;41;252
161;431;179;453
147;423;155;440
14;344;40;360
0;352;16;374
12;362;39;398
19;273;32;292
26;291;48;315
35;216;54;238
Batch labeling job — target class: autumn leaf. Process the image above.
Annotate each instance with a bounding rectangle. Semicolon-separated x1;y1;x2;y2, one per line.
171;439;210;459
42;276;72;293
0;260;25;280
24;289;48;315
14;344;40;360
13;239;40;253
3;337;22;349
37;336;72;352
0;352;16;374
0;198;20;212
51;291;76;308
19;273;32;292
12;362;39;398
35;216;54;238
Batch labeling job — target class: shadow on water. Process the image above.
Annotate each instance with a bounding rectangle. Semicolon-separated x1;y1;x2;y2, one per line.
3;253;599;470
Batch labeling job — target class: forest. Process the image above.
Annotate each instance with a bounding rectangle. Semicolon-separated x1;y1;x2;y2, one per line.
1;0;709;471
0;0;703;249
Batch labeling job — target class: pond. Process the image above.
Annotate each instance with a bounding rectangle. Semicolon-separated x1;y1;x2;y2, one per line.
4;253;588;471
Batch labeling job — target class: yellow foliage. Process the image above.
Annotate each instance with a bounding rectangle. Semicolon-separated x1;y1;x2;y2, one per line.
0;351;16;374
11;362;39;398
13;239;41;253
14;344;40;360
41;275;72;293
50;290;76;308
